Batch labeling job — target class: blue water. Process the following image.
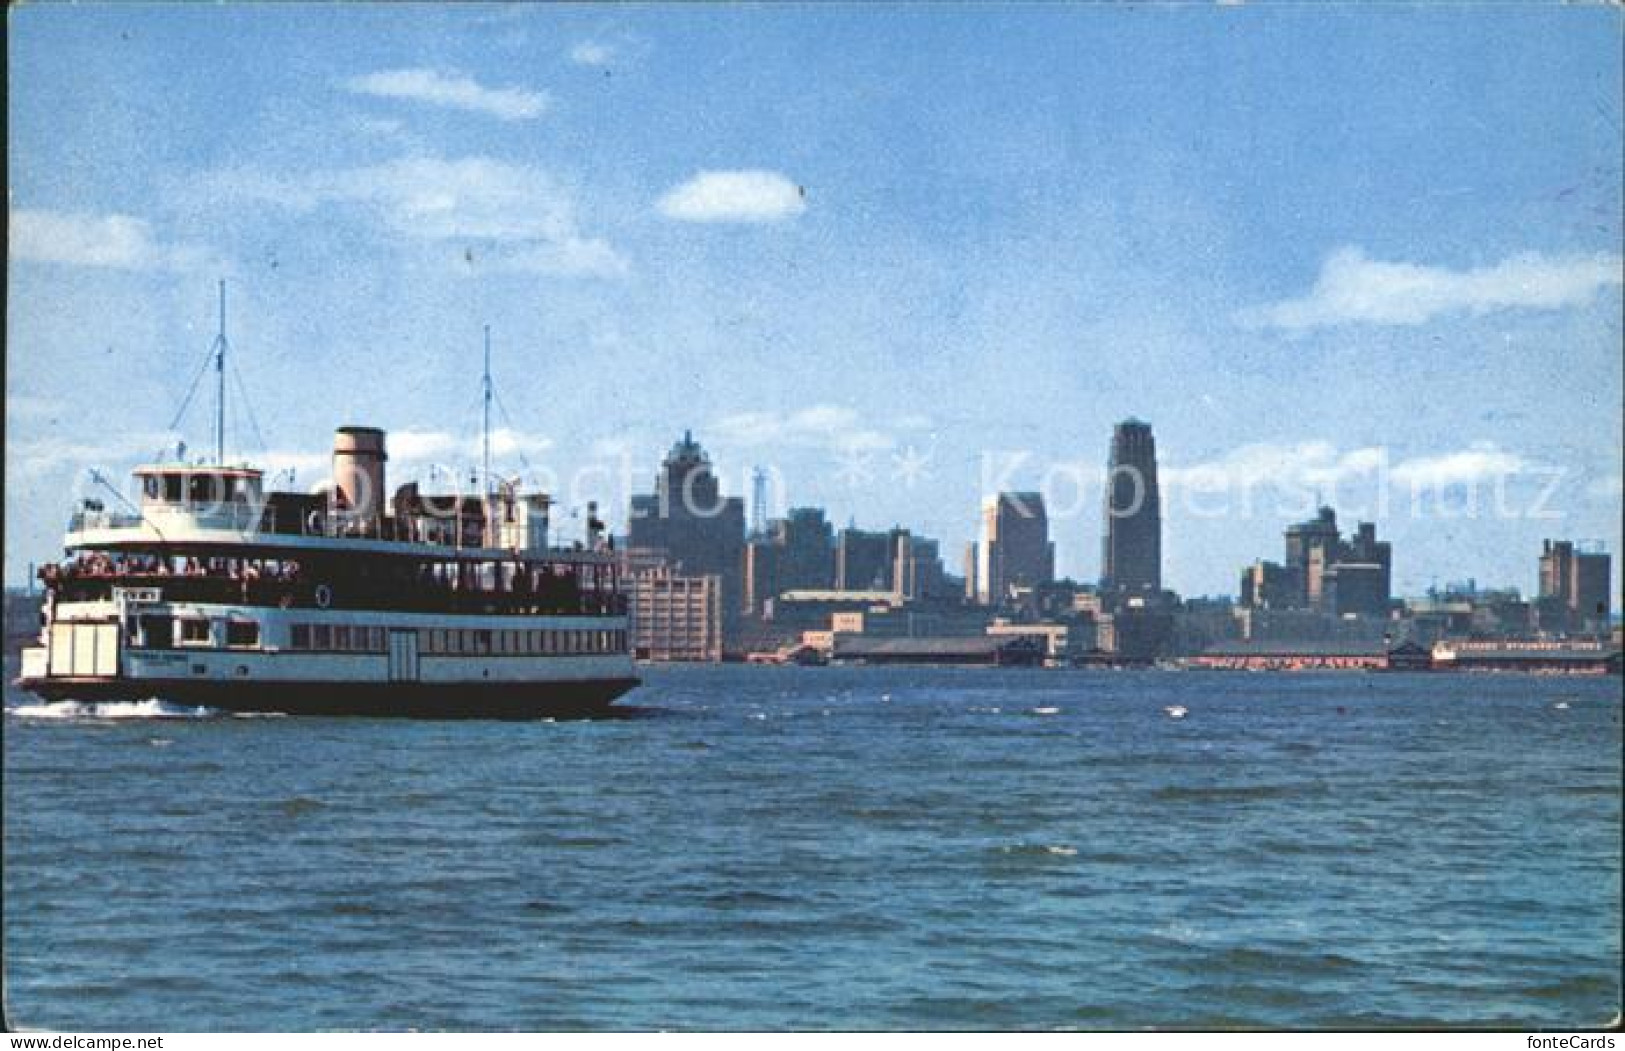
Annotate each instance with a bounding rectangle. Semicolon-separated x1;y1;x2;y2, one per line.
4;665;1621;1031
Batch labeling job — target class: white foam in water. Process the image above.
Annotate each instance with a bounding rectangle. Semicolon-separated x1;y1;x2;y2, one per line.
1031;706;1061;716
8;699;219;721
1045;845;1078;856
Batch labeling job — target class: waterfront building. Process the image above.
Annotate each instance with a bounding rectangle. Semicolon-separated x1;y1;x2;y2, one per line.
1432;637;1621;675
1538;540;1612;633
977;492;1055;605
628;567;722;662
627;432;746;646
1101;419;1162;595
1097;601;1175;664
1189;639;1431;672
832;634;1045;667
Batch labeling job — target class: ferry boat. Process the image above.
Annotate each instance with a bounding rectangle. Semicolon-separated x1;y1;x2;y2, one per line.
15;296;638;717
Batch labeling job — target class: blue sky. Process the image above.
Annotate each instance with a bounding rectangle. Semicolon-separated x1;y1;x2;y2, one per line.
8;3;1622;599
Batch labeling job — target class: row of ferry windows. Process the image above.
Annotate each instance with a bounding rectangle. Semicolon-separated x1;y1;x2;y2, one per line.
287;624;626;656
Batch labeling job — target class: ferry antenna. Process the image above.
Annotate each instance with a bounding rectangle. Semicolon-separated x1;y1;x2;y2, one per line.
483;324;492;498
215;279;227;466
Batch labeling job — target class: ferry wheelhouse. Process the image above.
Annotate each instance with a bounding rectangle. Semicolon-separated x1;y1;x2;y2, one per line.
16;426;639;717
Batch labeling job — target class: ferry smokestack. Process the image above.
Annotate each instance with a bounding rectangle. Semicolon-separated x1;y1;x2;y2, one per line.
333;426;387;532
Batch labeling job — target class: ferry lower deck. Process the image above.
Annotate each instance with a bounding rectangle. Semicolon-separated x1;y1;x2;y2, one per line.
18;599;641;718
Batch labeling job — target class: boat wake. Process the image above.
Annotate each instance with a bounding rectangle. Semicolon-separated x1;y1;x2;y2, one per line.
7;699;222;721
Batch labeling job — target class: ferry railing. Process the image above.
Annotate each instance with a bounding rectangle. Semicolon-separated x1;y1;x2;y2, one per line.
50;572;630;616
69;504;271;534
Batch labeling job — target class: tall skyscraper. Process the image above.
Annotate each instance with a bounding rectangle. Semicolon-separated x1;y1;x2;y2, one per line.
778;507;836;592
836;526;893;591
627;431;746;639
1539;539;1612;632
977;492;1054;604
1245;506;1392;618
1101;419;1162;594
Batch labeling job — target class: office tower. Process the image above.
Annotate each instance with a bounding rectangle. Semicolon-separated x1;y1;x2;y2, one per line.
1540;540;1613;631
836;527;893;591
627;431;746;641
977;492;1055;605
778;507;836;592
1284;506;1341;609
890;530;946;601
1276;507;1393;617
1101;419;1162;594
629;568;723;662
743;535;781;614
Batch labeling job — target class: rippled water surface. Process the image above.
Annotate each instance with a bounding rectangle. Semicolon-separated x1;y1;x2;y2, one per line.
5;666;1621;1030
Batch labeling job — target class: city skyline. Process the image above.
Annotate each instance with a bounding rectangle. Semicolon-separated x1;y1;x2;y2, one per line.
8;4;1623;598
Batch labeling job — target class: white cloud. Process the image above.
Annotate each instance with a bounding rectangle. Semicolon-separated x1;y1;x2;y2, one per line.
569;41;614;67
1238;247;1624;332
714;404;895;453
9;209;209;271
202;155;627;278
1388;443;1527;487
1165;441;1385;493
1165;440;1531;493
344;68;548;121
658;170;806;224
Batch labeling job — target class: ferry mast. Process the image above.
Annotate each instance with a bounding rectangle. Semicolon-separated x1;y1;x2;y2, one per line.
214;280;228;466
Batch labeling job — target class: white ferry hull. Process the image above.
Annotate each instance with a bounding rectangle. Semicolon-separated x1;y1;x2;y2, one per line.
18;601;641;719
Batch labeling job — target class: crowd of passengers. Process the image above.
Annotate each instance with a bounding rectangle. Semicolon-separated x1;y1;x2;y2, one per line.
42;554;303;583
41;553;624;614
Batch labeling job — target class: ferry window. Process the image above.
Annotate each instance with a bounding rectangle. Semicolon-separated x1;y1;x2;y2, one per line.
291;624;311;650
140;615;173;649
143;476;160;500
164;475;184;502
418;629;434;653
188;474;222;504
180;619;211;644
371;628;386;652
226;622;260;648
334;625;352;650
312;624;332;649
476;630;492;654
529;630;541;654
